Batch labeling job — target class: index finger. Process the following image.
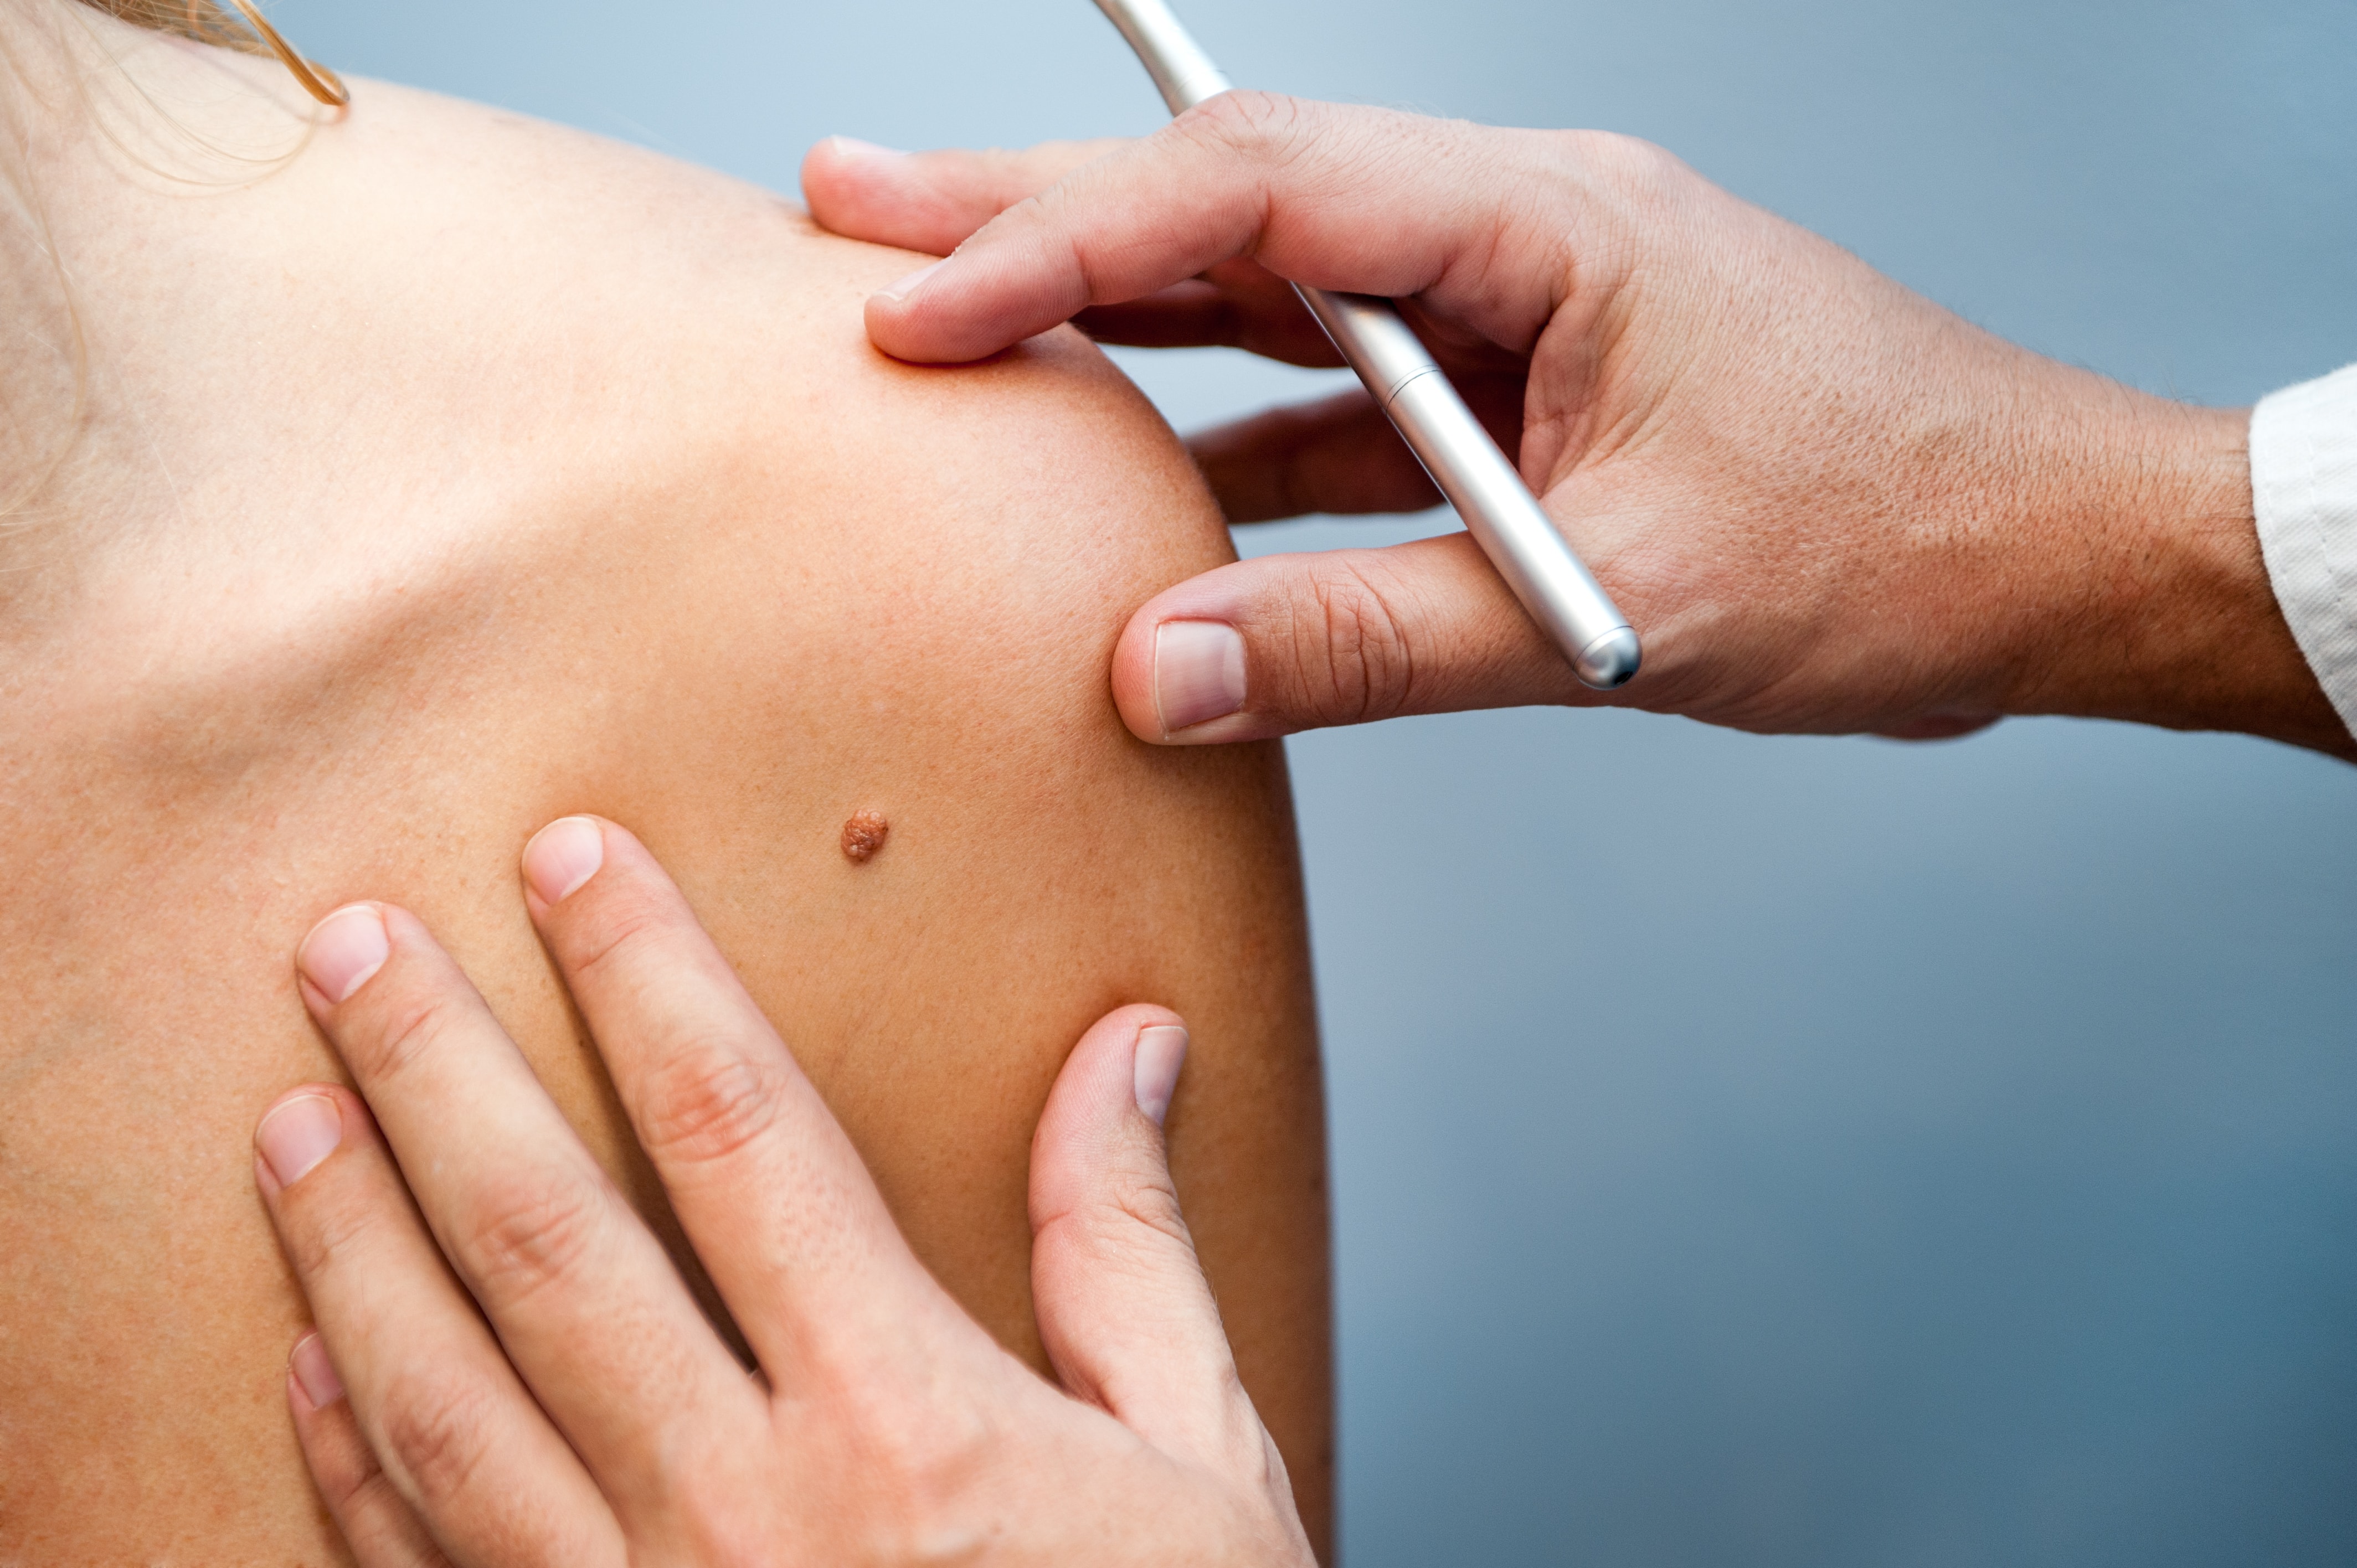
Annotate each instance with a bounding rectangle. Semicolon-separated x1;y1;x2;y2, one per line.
855;94;1632;365
806;138;1346;365
800;133;1125;255
514;818;972;1388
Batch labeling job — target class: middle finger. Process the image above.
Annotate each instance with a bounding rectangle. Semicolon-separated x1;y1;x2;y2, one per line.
512;818;970;1388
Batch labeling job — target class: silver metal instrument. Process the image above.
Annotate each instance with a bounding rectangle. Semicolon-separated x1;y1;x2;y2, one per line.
1091;0;1641;689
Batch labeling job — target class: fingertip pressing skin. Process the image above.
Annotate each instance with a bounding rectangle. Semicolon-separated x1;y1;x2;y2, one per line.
1111;533;1615;745
256;886;1303;1561
522;816;606;906
295;905;390;1006
874;260;944;304
1151;622;1248;737
1132;1025;1188;1127
288;1332;345;1411
821;135;908;162
806;133;1133;305
1109;606;1169;741
1033;1004;1193;1185
1112;576;1278;746
255;1091;345;1190
799;136;935;253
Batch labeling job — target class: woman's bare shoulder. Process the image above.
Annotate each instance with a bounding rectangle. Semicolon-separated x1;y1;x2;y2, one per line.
49;64;1222;690
0;48;1328;1564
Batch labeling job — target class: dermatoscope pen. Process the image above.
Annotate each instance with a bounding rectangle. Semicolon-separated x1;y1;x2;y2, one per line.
1090;0;1642;689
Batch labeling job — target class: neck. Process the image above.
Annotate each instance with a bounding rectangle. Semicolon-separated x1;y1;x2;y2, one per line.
0;0;329;612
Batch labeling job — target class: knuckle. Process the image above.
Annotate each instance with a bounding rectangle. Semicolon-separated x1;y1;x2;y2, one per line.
1177;89;1306;165
840;1382;993;1513
633;1039;785;1169
348;986;469;1085
555;876;685;989
326;1460;402;1525
1016;137;1096;183
457;1171;608;1309
1563;130;1692;219
1103;1167;1195;1254
277;1179;389;1283
375;1362;502;1513
1615;133;1691;189
674;1520;778;1568
1039;1163;1197;1275
791;1335;995;1517
977;143;1053;202
1221;1423;1295;1514
1112;1174;1197;1245
1293;558;1418;722
848;1392;940;1479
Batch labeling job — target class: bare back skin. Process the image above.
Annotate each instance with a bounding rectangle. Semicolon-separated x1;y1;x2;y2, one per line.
0;10;1329;1560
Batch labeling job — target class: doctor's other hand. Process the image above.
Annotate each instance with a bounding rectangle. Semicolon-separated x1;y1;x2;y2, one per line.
803;97;2346;758
253;816;1314;1568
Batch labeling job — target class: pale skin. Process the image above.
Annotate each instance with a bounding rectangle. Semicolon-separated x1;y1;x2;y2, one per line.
258;818;1313;1565
263;84;2356;1567
0;5;1330;1561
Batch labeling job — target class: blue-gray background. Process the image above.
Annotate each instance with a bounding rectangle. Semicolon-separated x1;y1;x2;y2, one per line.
276;1;2357;1560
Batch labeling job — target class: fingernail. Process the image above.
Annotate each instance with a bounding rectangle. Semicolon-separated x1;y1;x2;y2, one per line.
874;258;945;303
1152;620;1247;735
827;135;907;158
289;1332;346;1409
296;905;389;1004
522;816;604;905
256;1092;343;1187
1133;1025;1189;1127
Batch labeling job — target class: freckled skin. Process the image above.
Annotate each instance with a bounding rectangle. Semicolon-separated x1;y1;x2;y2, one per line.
841;809;889;862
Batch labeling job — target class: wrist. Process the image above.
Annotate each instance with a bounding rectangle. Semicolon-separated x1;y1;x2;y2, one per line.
1990;378;2351;757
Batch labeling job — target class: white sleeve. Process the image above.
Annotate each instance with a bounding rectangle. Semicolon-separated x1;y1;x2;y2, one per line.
2251;362;2357;742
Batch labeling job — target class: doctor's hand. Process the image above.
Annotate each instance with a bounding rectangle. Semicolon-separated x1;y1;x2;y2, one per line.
253;816;1313;1568
804;96;2346;757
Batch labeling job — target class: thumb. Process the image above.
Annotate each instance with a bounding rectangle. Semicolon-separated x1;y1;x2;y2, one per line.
1028;1007;1273;1483
1111;534;1600;744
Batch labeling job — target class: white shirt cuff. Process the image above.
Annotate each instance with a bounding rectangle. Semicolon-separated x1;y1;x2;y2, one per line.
2252;362;2357;744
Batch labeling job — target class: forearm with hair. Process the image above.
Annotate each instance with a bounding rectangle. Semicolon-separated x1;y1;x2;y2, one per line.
1991;384;2349;756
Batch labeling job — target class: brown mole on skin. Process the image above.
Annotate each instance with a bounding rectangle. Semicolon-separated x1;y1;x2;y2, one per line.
841;809;889;863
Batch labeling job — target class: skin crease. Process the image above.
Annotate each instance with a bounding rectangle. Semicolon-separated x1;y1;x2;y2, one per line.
0;9;1329;1562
